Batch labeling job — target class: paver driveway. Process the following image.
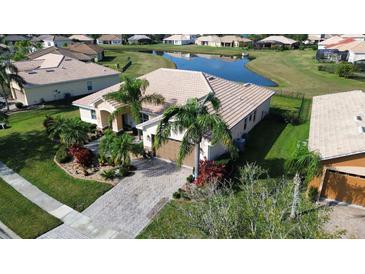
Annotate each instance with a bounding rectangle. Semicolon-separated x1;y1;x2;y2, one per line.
39;158;190;239
324;202;365;239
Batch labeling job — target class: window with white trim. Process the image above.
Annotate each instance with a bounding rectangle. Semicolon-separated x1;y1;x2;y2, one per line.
91;110;96;120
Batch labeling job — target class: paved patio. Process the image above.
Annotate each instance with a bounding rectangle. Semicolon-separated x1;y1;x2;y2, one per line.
323;201;365;239
40;158;190;239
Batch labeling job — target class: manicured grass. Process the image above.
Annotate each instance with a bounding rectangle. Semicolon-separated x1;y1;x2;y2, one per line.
0;178;61;239
139;95;311;238
103;43;245;56
0;104;112;212
107;44;365;97
246;49;365;97
100;49;175;79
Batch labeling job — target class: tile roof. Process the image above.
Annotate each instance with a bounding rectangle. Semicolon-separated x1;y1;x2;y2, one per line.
14;53;120;86
309;90;365;160
341;34;365;39
196;35;251;43
73;68;275;128
4;35;28;42
97;34;122;41
163;34;193;41
318;36;344;46
27;46;93;61
34;35;71;42
258;35;297;45
128;35;151;41
68;34;94;41
67;43;104;55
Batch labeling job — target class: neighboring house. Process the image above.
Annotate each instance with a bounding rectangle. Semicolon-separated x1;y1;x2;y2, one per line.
127;35;152;44
96;34;122;45
256;35;298;48
195;35;251;47
309;90;365;207
163;35;196;45
27;46;93;62
347;41;365;63
33;35;72;48
67;43;104;62
316;38;365;63
10;53;120;106
340;34;365;41
317;35;343;49
68;34;94;44
73;68;275;167
4;35;28;45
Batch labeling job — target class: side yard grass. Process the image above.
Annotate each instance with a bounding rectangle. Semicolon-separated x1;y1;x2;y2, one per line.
139;95;311;238
0;104;112;212
100;49;175;79
0;178;61;239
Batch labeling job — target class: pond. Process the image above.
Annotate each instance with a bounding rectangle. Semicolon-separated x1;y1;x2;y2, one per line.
152;51;277;87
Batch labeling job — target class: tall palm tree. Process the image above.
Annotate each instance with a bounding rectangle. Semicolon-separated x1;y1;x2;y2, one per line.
0;60;26;111
154;93;238;178
103;76;165;125
286;141;322;219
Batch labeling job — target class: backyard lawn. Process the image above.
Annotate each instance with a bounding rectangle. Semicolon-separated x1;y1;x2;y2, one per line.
139;95;311;238
100;49;175;79
105;44;365;97
0;104;112;212
0;178;61;238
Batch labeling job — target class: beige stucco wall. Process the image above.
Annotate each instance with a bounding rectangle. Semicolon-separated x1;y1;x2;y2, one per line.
15;74;120;105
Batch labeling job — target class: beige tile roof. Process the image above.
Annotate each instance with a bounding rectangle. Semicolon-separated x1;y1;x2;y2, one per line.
68;34;94;41
220;35;251;43
27;46;92;61
318;36;343;46
14;53;120;86
97;34;121;41
73;68;275;128
258;35;297;45
309;90;365;160
341;34;365;39
196;35;221;43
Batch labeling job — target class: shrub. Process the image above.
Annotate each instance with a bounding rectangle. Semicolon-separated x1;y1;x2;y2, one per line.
195;159;226;187
307;186;319;202
118;166;129;177
186;174;194;183
0;111;9;124
55;146;72;163
172;191;181;199
101;169;116;180
69;146;93;167
336;62;354;78
15;102;23;109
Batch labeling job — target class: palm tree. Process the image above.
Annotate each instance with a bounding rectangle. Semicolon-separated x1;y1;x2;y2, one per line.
286;141;322;219
99;131;143;167
103;76;165;125
154;93;238;178
0;60;26;111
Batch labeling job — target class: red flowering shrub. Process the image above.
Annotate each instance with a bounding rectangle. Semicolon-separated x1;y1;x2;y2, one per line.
69;146;93;167
195;158;226;187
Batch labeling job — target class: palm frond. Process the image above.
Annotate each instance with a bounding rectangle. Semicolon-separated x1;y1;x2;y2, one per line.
140;93;165;105
176;126;195;166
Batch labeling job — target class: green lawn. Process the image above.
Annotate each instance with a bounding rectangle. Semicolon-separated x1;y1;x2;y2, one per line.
106;44;365;97
0;178;61;239
139;95;311;238
0;104;112;212
100;49;175;79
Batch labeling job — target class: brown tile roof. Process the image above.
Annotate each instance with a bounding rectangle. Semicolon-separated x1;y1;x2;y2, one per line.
27;46;92;61
309;90;365;160
73;68;275;128
14;53;120;86
67;43;104;55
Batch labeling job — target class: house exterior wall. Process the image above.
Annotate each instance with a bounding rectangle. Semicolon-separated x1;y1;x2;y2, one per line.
348;51;365;63
14;74;120;105
79;107;97;125
43;40;71;48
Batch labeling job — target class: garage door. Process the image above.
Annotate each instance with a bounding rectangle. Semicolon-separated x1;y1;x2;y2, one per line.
321;170;365;206
154;137;195;167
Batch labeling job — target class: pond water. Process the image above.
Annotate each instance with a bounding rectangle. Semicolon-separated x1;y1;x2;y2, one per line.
152;51;277;87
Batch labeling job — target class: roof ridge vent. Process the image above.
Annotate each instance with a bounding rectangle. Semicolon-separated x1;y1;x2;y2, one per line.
243;83;251;87
358;126;365;133
355;115;362;121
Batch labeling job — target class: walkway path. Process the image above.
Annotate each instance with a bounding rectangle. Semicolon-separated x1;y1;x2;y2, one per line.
0;161;120;239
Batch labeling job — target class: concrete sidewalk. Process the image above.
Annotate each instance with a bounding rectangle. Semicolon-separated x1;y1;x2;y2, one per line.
0;221;21;239
0;161;119;239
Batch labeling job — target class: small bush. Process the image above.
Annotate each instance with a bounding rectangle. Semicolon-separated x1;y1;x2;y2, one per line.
101;169;116;180
172;191;181;199
336;62;354;78
118;166;129;177
69;146;93;167
186;174;194;183
55;146;72;163
15;102;23;109
307;186;319;202
195;159;226;187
